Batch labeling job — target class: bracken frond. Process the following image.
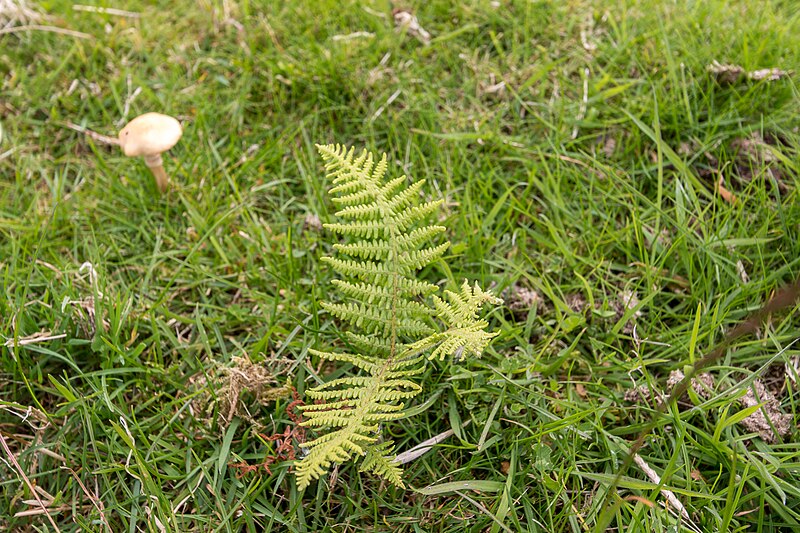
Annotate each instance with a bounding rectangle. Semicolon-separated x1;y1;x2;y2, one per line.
295;144;500;491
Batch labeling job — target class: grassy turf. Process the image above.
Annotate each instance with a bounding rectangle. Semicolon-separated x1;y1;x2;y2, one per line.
2;0;800;531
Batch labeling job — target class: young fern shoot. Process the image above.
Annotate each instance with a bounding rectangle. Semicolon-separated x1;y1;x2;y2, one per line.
295;144;501;491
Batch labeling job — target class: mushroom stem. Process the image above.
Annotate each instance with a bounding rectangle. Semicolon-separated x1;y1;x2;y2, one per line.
144;153;169;192
118;113;182;194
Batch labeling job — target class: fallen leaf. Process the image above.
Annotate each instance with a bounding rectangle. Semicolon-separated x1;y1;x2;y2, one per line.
3;331;67;348
748;68;788;81
575;383;588;399
395;422;471;465
707;61;745;83
716;176;737;204
632;454;690;520
303;213;323;232
0;0;43;27
787;356;799;385
480;80;506;96
393;9;431;45
736;260;749;284
624;495;655;508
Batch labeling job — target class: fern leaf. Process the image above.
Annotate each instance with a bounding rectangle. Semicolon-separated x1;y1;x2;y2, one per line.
308;348;383;373
296;370;422;489
325;220;387;239
386;178;426;211
395;225;447;250
333;240;392;260
360;441;404;489
411;280;503;361
378;175;408;200
321;257;391;279
396;242;450;270
295;144;499;491
335;202;383;220
394;201;444;231
330;187;375;207
343;332;396;357
321;302;434;337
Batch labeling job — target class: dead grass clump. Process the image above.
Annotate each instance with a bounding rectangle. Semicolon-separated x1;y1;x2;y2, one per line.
0;0;41;28
218;356;292;423
189;355;293;430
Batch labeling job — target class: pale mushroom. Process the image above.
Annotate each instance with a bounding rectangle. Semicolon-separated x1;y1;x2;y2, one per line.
118;113;183;193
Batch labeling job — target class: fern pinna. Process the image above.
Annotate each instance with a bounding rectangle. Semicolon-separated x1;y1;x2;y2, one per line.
295;144;501;490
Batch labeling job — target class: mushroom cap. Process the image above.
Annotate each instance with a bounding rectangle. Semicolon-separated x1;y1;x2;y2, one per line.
118;113;183;157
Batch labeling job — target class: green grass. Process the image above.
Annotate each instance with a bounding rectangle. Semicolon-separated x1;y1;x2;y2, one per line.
2;0;800;530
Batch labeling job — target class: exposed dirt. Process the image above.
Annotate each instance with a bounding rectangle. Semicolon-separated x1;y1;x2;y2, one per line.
739;379;792;443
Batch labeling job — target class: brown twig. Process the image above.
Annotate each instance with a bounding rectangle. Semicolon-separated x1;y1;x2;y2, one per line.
64;122;120;146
